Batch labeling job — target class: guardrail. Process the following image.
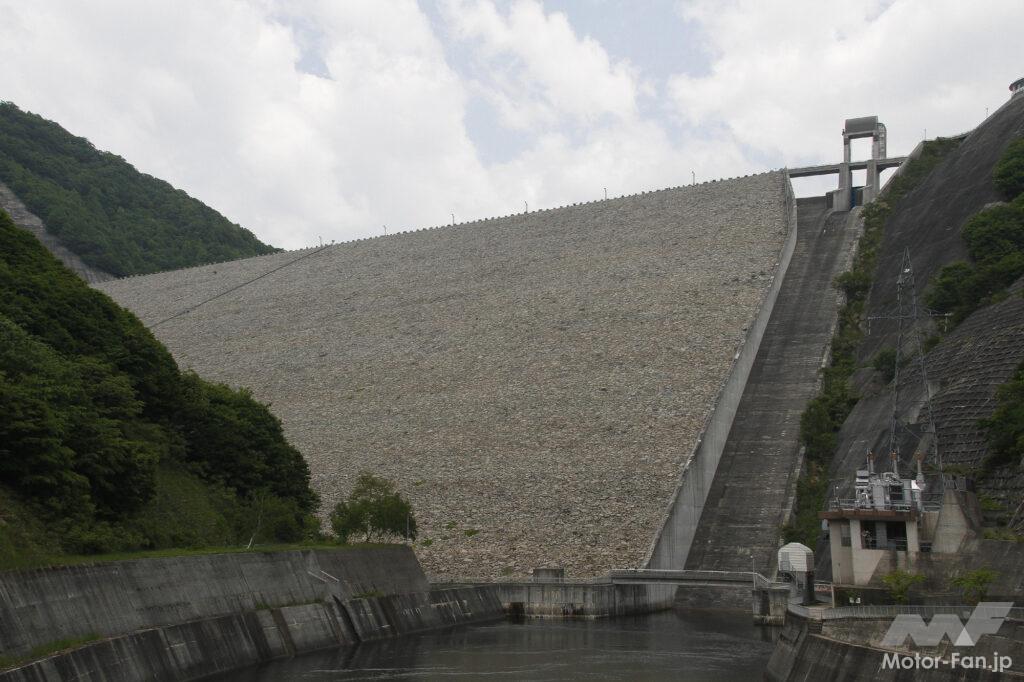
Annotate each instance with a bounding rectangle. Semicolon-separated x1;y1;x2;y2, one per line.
609;569;777;588
432;569;782;588
827;498;942;513
430;576;613;586
788;603;1024;622
821;605;1024;621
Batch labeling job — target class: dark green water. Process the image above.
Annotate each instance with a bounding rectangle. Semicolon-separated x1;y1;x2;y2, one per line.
222;610;777;681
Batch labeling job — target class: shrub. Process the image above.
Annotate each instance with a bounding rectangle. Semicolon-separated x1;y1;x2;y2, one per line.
951;568;999;604
883;570;925;604
871;348;898;383
927;184;1024;324
962;200;1024;263
979;362;1024;472
331;472;416;544
994;137;1024;200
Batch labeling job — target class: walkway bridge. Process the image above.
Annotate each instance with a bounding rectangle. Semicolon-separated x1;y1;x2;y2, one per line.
609;568;774;589
788;156;906;178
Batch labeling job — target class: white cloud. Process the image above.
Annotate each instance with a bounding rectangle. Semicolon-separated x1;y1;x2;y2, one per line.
441;0;639;129
0;0;501;248
669;0;1023;164
0;0;1020;248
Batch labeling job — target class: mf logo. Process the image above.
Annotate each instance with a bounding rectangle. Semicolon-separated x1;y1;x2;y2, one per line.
881;602;1014;647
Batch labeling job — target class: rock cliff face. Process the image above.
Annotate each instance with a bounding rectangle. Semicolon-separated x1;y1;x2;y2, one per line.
0;181;113;283
99;172;790;578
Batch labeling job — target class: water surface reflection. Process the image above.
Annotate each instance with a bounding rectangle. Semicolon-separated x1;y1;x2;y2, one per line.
224;609;777;681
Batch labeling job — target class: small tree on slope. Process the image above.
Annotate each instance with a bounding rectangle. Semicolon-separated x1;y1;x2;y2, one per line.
331;472;416;544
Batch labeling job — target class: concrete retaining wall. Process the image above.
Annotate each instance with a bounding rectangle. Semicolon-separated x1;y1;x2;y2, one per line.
492;582;677;618
0;587;503;682
645;176;800;569
673;584;756;611
767;614;1024;680
0;603;352;682
0;547;426;658
0;550;503;682
343;587;504;639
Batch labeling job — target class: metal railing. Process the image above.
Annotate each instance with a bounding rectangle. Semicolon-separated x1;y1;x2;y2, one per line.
821;604;1024;621
430;575;613;586
609;568;774;587
827;498;941;513
861;538;909;551
432;569;781;588
789;603;1024;622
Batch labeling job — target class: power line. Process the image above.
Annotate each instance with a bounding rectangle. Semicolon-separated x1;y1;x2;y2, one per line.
151;245;332;329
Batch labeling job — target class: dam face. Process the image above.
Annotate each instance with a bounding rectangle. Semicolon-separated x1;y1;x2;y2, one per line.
99;172;791;578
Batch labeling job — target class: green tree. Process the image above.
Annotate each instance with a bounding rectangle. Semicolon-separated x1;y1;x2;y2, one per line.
951;568;999;605
994;137;1024;200
871;347;898;384
882;570;925;605
0;207;317;557
980;362;1024;471
0;101;278;276
331;473;417;544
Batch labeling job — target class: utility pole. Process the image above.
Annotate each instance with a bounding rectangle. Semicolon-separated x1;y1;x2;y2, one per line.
867;248;947;478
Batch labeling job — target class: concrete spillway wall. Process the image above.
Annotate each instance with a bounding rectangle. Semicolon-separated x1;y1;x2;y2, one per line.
0;548;503;681
489;582;677;618
644;178;799;569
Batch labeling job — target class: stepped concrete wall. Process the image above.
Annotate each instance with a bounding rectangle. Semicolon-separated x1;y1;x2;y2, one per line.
0;549;503;682
98;172;791;579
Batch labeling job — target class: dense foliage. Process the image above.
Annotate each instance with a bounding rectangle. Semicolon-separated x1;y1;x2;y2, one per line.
927;138;1024;323
950;568;999;605
994;137;1024;200
782;138;962;548
882;570;925;604
0;102;277;276
331;473;417;544
0;209;317;562
980;362;1024;473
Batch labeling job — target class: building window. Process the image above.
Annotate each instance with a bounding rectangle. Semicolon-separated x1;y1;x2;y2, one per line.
840;521;851;547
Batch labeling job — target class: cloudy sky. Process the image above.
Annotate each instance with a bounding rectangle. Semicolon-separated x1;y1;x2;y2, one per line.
0;0;1020;249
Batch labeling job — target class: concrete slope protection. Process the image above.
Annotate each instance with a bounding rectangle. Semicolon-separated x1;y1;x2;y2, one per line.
683;198;859;574
828;94;1024;533
99;172;791;579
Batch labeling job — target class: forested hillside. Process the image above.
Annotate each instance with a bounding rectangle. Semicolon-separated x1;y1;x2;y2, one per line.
0;102;277;277
0;209;316;567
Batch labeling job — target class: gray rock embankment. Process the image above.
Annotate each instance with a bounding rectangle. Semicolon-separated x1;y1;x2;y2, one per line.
99;172;790;579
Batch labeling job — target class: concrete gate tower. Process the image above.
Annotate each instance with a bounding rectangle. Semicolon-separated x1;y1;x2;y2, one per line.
837;116;887;208
787;116;905;209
